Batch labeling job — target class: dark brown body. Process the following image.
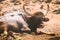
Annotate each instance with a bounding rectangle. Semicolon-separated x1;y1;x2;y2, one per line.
27;12;49;34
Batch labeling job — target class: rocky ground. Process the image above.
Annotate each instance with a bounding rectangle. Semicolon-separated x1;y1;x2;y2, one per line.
0;0;60;40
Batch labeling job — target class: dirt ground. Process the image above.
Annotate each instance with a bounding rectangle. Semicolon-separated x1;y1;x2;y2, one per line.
0;0;60;40
0;33;60;40
22;34;60;40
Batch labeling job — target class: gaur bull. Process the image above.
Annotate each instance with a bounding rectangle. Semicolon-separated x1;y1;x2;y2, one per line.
23;4;49;34
26;12;49;34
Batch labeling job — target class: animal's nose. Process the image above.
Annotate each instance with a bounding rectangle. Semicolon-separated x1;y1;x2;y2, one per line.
43;18;49;22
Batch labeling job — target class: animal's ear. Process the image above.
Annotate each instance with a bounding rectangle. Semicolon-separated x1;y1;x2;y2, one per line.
43;18;49;22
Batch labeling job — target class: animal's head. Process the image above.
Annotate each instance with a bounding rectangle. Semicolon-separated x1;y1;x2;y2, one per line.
33;12;49;22
27;12;49;33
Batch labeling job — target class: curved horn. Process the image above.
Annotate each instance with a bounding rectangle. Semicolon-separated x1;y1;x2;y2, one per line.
23;3;32;16
45;4;49;16
42;3;49;16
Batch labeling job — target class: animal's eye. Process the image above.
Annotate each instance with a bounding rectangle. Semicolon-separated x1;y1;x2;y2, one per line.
11;15;14;17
